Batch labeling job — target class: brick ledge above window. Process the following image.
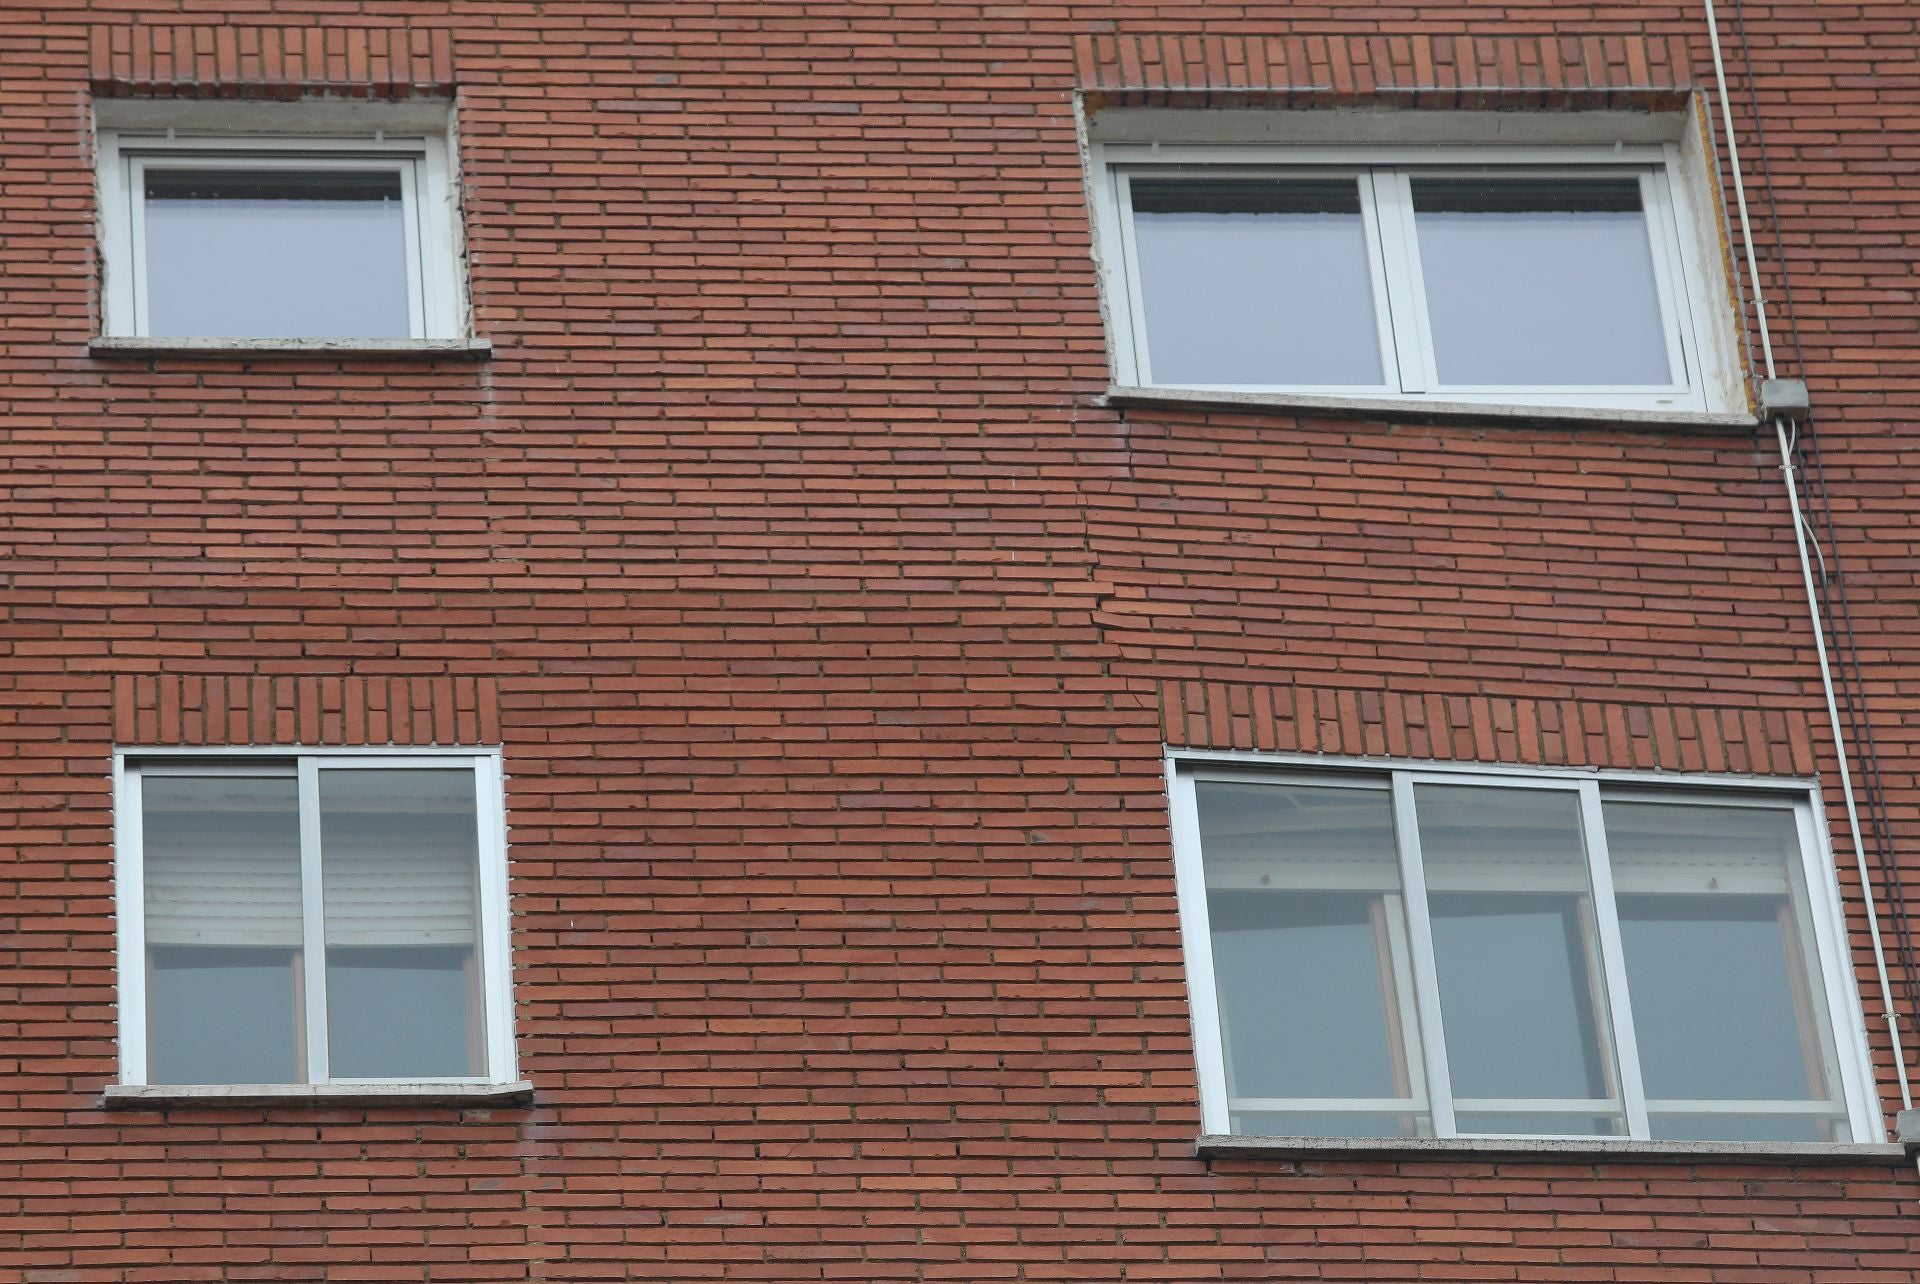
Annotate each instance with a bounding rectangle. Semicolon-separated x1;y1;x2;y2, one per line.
1073;33;1694;111
89;25;455;102
1198;1134;1907;1165
102;1081;535;1110
1105;385;1760;433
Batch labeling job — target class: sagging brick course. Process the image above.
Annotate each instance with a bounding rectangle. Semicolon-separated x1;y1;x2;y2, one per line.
3;1;1920;1281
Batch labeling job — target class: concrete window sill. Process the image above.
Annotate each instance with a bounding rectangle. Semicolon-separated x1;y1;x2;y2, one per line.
1197;1134;1908;1164
89;337;494;360
1105;385;1759;433
102;1081;535;1109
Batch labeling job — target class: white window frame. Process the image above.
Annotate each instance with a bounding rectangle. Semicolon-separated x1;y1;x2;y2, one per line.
113;746;517;1088
1091;143;1735;415
1165;751;1882;1144
96;129;466;341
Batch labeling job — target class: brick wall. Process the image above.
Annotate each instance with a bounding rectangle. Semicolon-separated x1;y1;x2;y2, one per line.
4;2;1920;1281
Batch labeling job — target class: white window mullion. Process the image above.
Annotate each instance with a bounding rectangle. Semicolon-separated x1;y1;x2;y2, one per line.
1577;780;1651;1139
415;139;462;341
1379;895;1431;1115
1656;143;1729;413
1368;170;1434;395
296;758;330;1085
399;158;429;340
1794;799;1883;1143
476;753;516;1083
1355;170;1409;396
1389;771;1456;1137
1110;169;1157;387
123;156;151;337
114;760;150;1085
1639;167;1696;394
1167;763;1233;1134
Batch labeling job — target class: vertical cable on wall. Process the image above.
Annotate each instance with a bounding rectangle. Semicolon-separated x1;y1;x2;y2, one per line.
1704;0;1915;1115
1724;0;1920;1068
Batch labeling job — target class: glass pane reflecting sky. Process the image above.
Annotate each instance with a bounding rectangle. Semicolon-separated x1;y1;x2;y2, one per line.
1132;178;1385;387
1605;799;1843;1134
320;769;483;1077
1413;176;1671;386
143;168;412;339
142;774;303;1085
1416;784;1621;1134
1197;780;1426;1137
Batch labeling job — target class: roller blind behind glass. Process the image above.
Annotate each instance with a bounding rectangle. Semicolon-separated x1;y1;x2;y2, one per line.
141;767;479;948
320;768;480;947
143;774;303;947
320;768;484;1078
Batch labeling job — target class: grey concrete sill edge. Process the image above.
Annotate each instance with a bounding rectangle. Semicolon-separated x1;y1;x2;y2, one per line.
88;337;494;359
100;1081;535;1109
1105;385;1760;432
1196;1134;1909;1165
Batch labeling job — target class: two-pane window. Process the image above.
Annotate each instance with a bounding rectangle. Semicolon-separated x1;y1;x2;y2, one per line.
1169;760;1877;1143
1098;146;1726;413
98;132;464;341
116;753;514;1087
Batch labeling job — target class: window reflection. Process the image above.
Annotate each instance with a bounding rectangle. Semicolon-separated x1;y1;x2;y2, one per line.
142;168;411;339
1412;176;1672;387
1131;178;1386;387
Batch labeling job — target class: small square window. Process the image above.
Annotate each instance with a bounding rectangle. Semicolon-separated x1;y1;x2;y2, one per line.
1170;759;1879;1144
97;120;465;342
116;752;515;1088
1090;134;1744;416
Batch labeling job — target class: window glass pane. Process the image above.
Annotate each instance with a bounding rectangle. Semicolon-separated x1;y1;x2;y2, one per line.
1196;779;1428;1137
1412;176;1672;387
141;774;302;1085
1130;178;1385;387
142;168;411;339
1228;1110;1414;1138
326;946;476;1075
320;769;484;1078
1647;1112;1836;1143
148;948;301;1085
1453;1113;1619;1137
1605;800;1846;1140
1415;784;1624;1136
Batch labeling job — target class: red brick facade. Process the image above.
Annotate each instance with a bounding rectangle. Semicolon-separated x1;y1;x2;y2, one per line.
6;1;1920;1280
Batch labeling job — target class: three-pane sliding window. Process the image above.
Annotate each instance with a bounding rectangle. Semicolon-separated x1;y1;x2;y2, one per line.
97;131;465;341
1168;759;1879;1143
1098;146;1725;413
115;752;515;1088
